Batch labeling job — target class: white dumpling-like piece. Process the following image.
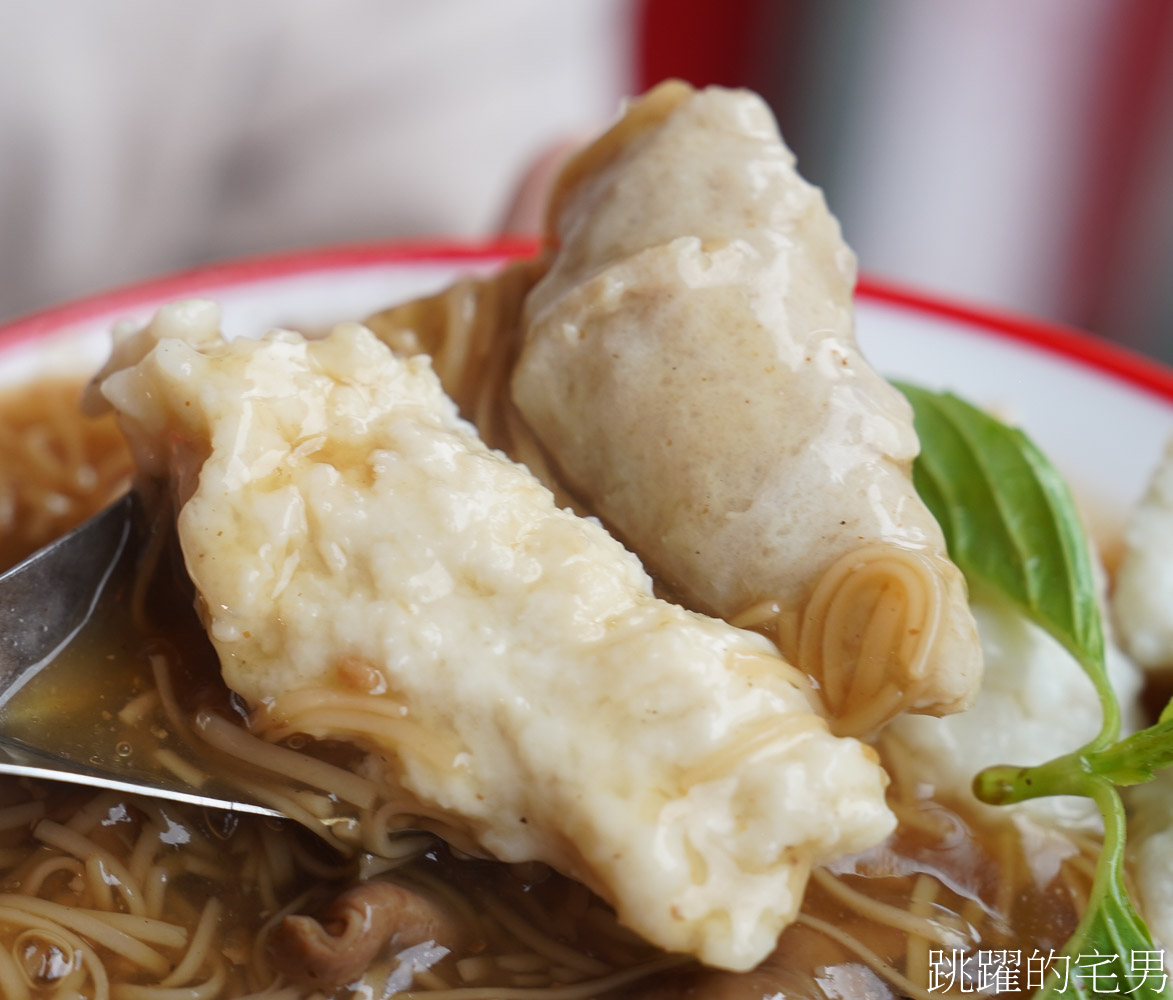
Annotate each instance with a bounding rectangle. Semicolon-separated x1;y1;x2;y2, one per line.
511;81;981;734
94;300;895;972
1127;772;1173;969
1113;436;1173;670
881;591;1141;830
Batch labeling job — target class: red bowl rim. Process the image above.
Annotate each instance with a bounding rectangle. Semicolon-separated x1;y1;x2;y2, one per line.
3;237;1171;404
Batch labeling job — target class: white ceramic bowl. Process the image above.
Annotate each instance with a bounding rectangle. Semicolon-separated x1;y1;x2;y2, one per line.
3;240;1171;542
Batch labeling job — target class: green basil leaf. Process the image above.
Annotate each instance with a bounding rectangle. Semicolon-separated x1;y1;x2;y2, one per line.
895;383;1117;746
899;383;1170;1000
1038;883;1160;998
1088;716;1173;786
1036;785;1167;999
1160;697;1173;727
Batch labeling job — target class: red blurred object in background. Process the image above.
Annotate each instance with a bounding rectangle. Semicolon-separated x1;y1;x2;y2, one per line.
1068;0;1173;349
637;0;765;90
635;0;1173;363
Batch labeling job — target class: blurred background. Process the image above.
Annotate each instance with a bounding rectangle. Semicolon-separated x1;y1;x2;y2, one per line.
2;0;1171;359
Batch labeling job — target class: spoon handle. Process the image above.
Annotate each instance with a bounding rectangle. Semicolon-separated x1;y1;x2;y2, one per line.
0;736;281;818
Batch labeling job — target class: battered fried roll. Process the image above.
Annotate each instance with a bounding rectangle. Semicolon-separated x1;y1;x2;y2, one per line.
93;301;895;972
362;258;575;507
511;81;982;734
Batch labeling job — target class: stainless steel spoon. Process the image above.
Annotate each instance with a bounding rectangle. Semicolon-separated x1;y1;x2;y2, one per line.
0;494;282;819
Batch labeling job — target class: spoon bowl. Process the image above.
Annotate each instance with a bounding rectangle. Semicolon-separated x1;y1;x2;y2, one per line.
0;493;283;819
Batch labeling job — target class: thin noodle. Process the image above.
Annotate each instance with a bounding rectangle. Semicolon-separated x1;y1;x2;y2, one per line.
399;954;689;1000
259;708;457;773
153;748;209;790
887;793;954;838
415;967;455;990
798;545;944;733
360;815;434;865
857;586;906;702
19;855;85;896
149;653;195;745
0;907;111;1000
143;864;168;921
86;854;116;911
52;978;89;1000
960;898;988;935
258;689;410;721
809;869;967;948
246;888;316;992
128;824;162;887
111;954;227;1000
214;779;347;854
679;714;823;788
196;712;377;808
286;789;337;819
84;943;113;1000
118;690;161;726
22;928;87;992
496;954;551;974
995;823;1019;923
729;649;820;707
130;511;171;634
478;896;612;977
830;583;883;708
1064;850;1098;883
905;874;941;991
728;598;783;631
160;898;221;988
827;685;905;738
458;957;498;984
288;836;359;880
87;911;189;949
0;898;170;975
179;855;228;882
65;791;127;835
254;845;279;915
259;825;295;889
0;939;31;1000
1060;849;1096;913
34;821;146;916
796;912;959;1000
0;800;45;831
398;868;485;945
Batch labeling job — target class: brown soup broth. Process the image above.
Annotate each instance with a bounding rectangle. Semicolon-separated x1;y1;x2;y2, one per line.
0;379;131;570
0;379;1093;999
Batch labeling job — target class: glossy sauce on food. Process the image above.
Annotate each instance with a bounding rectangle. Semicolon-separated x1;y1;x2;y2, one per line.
0;379;1089;999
